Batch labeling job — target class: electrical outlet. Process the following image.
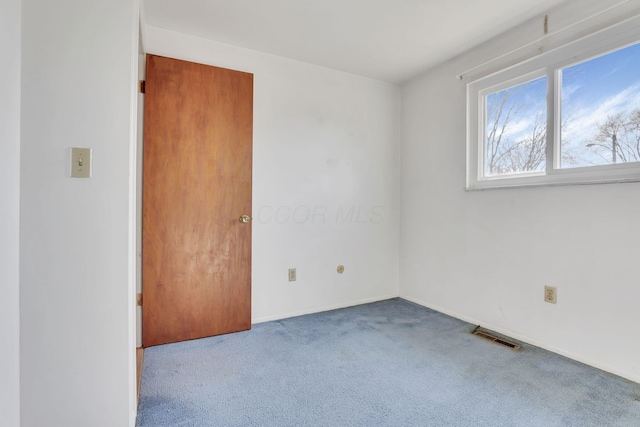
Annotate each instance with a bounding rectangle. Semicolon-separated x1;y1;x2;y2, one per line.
288;268;296;282
544;286;557;304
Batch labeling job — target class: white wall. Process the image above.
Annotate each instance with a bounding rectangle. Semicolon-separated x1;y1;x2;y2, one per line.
0;0;21;426
143;26;401;323
20;1;139;426
401;0;640;383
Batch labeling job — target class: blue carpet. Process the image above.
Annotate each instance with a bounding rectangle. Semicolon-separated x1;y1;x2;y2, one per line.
137;298;640;426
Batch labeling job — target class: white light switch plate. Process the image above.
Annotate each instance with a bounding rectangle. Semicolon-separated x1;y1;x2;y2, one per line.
71;147;91;178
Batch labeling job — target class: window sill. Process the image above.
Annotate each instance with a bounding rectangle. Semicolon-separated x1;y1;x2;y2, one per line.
465;176;640;191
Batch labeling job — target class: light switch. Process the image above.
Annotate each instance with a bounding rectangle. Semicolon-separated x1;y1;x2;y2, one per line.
71;147;91;178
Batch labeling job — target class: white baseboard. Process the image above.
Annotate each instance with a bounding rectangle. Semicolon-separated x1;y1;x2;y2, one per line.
252;293;400;324
400;294;640;385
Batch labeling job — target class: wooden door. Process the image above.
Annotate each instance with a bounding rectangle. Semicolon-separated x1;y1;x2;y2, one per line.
142;54;253;347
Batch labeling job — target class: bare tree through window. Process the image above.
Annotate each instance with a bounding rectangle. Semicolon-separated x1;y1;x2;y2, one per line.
485;77;547;176
587;110;640;164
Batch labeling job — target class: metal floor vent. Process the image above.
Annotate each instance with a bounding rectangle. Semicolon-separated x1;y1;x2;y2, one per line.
472;327;522;351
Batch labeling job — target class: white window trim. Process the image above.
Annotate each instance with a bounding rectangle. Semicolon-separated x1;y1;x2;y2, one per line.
466;15;640;190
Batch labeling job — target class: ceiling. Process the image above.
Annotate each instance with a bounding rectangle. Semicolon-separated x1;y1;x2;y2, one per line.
143;0;569;83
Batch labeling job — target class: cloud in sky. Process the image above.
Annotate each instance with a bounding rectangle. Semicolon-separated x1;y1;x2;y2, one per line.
562;83;581;100
563;82;640;145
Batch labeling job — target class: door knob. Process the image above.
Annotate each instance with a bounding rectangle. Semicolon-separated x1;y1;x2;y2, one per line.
239;214;251;224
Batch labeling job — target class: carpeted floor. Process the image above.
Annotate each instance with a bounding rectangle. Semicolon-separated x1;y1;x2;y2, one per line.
136;298;640;426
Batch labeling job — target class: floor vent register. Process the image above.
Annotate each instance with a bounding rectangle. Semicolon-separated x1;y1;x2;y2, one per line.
472;326;522;351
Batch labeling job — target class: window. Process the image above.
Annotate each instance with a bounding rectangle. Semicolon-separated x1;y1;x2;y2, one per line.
467;18;640;189
484;73;547;177
560;43;640;168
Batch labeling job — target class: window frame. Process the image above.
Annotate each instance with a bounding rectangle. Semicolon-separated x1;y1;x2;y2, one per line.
466;16;640;190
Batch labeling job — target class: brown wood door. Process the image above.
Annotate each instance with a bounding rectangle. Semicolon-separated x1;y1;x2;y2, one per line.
142;54;253;347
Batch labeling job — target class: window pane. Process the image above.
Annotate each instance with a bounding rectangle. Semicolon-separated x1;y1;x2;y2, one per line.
561;42;640;168
485;76;547;176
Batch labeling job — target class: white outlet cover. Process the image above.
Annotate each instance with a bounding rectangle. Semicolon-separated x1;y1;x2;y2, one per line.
544;286;557;304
